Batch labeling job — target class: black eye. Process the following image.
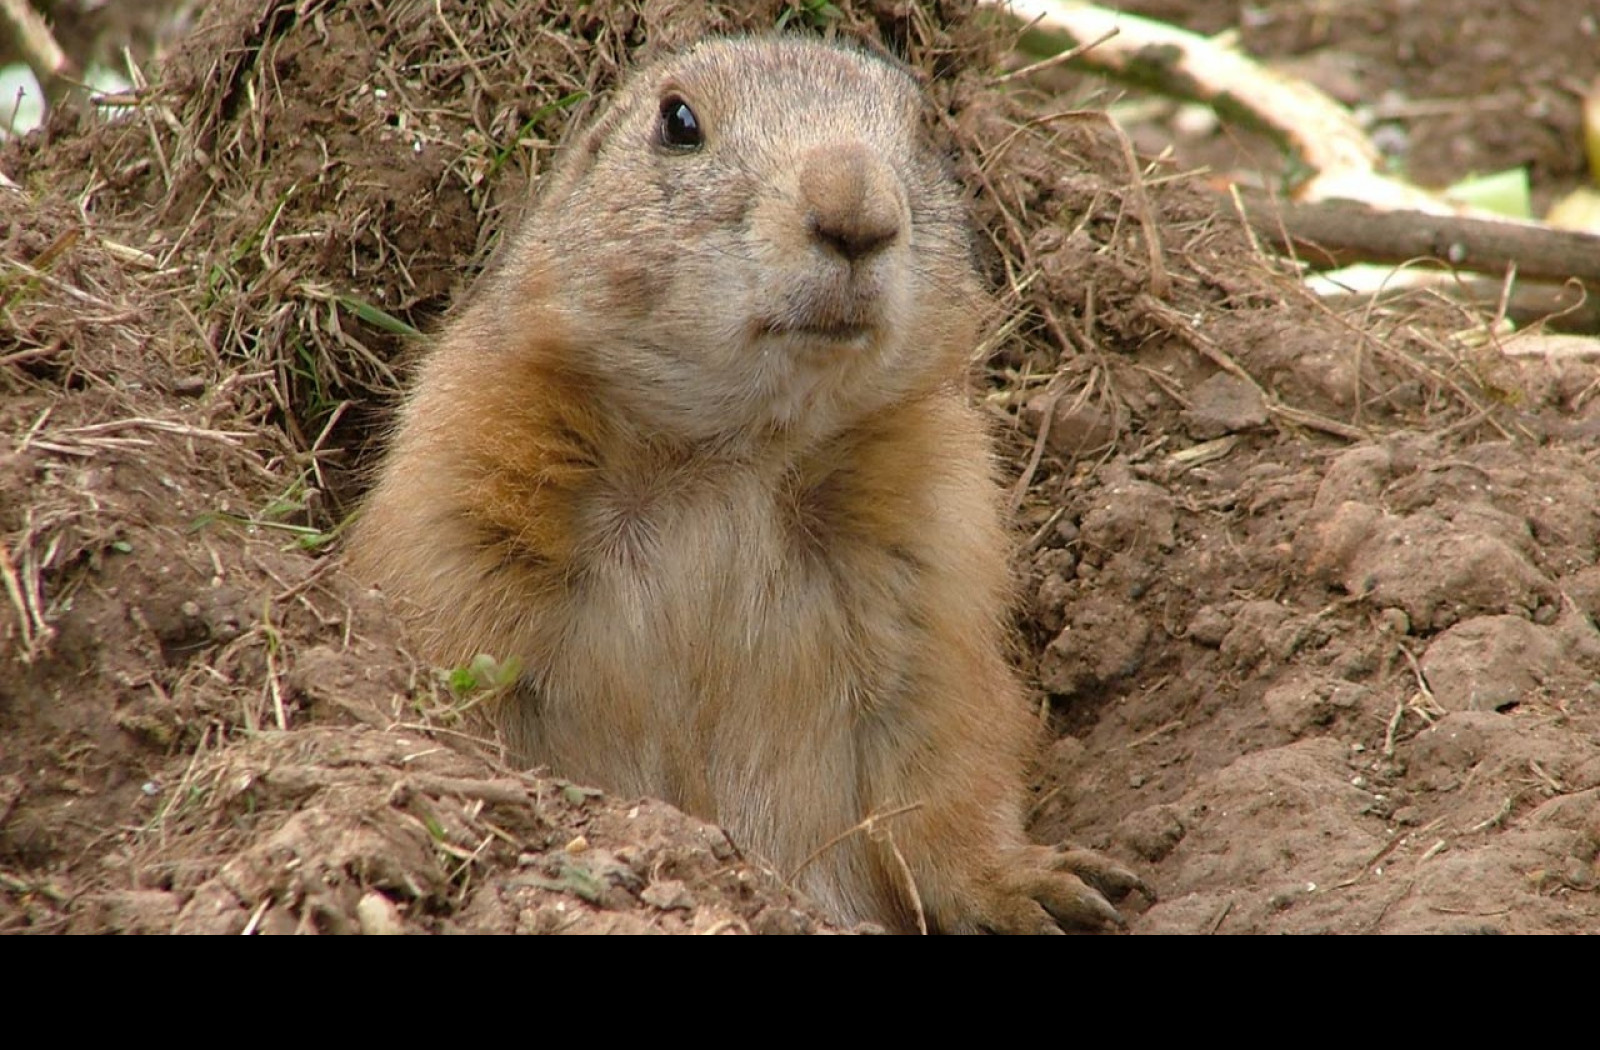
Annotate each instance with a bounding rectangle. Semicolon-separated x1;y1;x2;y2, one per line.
658;97;703;150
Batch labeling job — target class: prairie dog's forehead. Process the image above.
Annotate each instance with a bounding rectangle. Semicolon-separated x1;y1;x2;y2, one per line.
666;38;919;95
635;37;924;136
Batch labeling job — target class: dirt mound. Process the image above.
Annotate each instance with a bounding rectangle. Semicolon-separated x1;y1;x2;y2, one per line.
80;723;832;935
4;0;1597;933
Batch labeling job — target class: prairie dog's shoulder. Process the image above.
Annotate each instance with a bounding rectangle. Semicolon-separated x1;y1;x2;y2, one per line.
348;319;603;664
356;320;595;551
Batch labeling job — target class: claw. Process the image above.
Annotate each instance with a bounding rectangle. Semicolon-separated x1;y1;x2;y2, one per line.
1052;847;1156;903
1028;871;1127;930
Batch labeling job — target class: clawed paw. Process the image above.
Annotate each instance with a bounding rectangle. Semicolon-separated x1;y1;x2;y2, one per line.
981;845;1152;934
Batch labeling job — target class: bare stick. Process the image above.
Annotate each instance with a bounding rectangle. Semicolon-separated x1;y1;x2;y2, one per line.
1241;193;1600;286
0;0;72;110
991;0;1378;184
981;1;1482;216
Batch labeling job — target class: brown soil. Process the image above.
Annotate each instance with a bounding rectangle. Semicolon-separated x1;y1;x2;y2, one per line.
3;0;1597;934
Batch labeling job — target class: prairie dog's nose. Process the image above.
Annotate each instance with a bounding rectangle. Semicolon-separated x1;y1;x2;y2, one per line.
799;142;903;262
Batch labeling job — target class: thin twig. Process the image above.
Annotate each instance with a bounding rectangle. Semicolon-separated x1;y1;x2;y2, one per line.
990;27;1120;87
787;802;924;884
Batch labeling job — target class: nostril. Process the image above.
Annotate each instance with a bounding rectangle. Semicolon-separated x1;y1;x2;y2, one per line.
809;212;898;262
799;141;903;263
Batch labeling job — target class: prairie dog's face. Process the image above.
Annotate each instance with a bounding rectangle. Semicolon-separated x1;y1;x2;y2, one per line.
511;38;984;443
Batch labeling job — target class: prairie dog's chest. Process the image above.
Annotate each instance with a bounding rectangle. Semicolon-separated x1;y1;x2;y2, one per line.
559;460;915;693
582;469;784;633
577;467;808;635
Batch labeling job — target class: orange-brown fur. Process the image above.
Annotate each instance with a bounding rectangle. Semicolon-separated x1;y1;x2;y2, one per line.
352;37;1133;932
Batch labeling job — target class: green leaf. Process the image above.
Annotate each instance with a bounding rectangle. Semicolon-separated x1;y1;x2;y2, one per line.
335;295;423;338
447;666;479;694
488;91;589;178
1444;168;1532;219
561;783;603;806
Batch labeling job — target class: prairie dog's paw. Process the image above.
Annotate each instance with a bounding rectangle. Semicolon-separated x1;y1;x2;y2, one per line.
977;846;1150;935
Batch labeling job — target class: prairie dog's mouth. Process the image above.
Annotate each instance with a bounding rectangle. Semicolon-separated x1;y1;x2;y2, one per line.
757;295;880;346
755;271;891;349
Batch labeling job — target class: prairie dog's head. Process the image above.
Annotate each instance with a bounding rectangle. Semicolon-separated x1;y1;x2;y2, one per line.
490;37;986;444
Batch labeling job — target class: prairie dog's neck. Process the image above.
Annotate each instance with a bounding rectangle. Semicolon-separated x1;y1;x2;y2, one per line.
516;350;881;482
587;393;852;490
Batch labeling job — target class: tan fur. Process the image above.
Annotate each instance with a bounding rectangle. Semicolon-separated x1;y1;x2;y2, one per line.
352;38;1129;932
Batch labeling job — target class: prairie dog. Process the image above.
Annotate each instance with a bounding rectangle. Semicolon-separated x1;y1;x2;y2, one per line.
353;37;1140;932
